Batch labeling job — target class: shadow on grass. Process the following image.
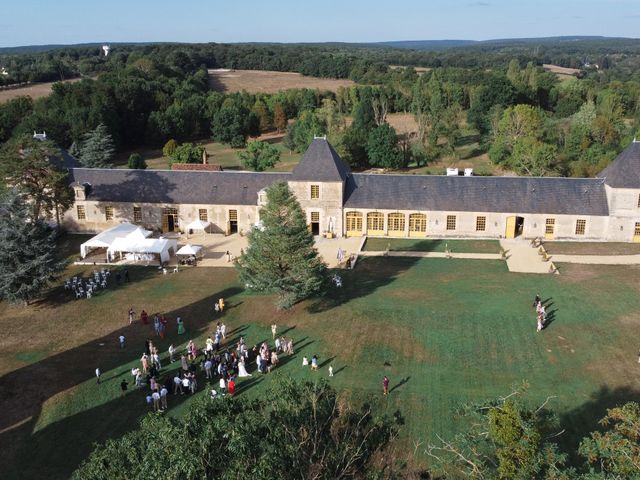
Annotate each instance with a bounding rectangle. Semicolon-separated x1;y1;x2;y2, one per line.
0;284;244;479
307;256;420;313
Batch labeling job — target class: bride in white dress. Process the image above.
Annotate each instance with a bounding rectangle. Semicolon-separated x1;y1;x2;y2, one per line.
238;357;252;377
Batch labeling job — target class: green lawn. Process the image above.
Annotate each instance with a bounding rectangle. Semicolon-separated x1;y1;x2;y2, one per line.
363;237;501;253
544;241;640;256
2;256;640;479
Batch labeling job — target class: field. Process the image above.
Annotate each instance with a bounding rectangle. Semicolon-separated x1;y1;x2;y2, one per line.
0;78;81;103
363;237;500;253
2;236;640;479
208;69;354;94
544;241;640;256
543;64;581;81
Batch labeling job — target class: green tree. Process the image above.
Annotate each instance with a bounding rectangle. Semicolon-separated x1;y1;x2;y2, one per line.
236;182;327;309
162;138;178;158
169;143;205;166
74;377;402;479
579;402;640;478
252;99;271;132
238;140;280;172
283;110;326;153
366;123;403;169
127;152;147;169
0;135;73;225
78;123;115;168
212;105;247;147
0;190;67;305
509;137;558;176
273;103;288;133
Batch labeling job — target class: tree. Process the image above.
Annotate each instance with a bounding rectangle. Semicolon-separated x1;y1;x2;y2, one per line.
127;153;147;169
366;123;403;169
169;143;205;166
0;135;73;225
78;123;115;168
236;182;327;309
273;103;288;133
579;402;640;478
252;99;271;132
212;105;247;148
509;137;558;176
283;110;326;153
0;190;67;305
162;139;178;158
238;141;280;172
74;377;402;479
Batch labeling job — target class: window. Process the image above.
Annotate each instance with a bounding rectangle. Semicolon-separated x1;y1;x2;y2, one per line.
345;211;363;232
388;213;405;232
105;206;114;221
476;216;486;232
77;205;86;220
635;222;640;236
575;219;586;235
637;194;640;208
199;209;208;222
446;215;457;231
367;212;384;232
228;209;237;221
311;211;320;222
133;207;142;223
545;218;555;235
409;213;427;233
310;184;319;199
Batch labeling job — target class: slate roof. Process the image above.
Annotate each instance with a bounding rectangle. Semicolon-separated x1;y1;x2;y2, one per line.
50;149;82;171
597;140;640;188
171;163;223;171
70;168;290;206
344;174;609;216
291;138;351;182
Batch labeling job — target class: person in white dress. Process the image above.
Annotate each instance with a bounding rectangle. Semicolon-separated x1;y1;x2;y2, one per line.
238;357;252;377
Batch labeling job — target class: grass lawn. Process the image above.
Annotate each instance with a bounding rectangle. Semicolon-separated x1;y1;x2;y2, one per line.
363;237;501;253
2;254;640;478
544;241;640;256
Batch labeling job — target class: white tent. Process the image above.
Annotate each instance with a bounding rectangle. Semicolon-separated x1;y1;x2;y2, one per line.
176;244;203;256
80;223;143;258
186;219;210;235
108;237;177;264
126;226;152;241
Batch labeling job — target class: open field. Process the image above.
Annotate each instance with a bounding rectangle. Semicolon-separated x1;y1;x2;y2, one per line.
543;64;581;81
114;134;302;172
0;78;81;103
208;69;354;94
544;241;640;256
2;238;640;478
363;237;501;253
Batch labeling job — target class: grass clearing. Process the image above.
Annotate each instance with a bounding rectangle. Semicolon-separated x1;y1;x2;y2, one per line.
2;245;640;478
544;241;640;256
0;78;81;103
363;237;501;253
208;69;354;94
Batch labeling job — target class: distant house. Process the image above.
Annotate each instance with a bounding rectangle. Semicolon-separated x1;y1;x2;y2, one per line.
0;67;8;76
63;138;640;242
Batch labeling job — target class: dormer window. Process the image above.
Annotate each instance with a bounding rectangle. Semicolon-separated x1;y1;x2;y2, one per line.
310;184;319;200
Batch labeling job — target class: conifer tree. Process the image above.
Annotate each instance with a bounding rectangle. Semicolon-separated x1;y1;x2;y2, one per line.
236;182;327;309
78;123;115;168
0;190;66;305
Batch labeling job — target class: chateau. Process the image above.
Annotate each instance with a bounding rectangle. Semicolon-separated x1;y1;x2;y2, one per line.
65;138;640;243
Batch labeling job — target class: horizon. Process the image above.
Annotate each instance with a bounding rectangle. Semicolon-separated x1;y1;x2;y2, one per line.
2;0;639;49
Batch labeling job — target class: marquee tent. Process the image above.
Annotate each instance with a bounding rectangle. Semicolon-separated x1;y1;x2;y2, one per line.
186;219;210;235
107;237;177;264
80;223;150;258
176;244;203;257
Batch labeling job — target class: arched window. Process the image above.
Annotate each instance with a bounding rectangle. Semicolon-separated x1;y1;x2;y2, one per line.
409;213;427;237
367;212;384;236
345;211;363;236
388;213;406;237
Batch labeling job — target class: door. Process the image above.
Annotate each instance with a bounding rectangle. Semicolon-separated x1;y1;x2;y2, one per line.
634;222;640;243
167;215;175;232
367;212;384;236
345;212;363;237
228;210;238;234
545;218;555;240
310;211;320;236
505;216;516;239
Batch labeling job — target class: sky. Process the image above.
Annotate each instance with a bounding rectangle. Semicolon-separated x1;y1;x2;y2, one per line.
1;0;638;48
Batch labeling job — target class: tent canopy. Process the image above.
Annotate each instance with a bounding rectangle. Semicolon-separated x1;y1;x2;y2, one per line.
186;219;210;232
108;238;177;263
176;244;203;256
80;223;148;258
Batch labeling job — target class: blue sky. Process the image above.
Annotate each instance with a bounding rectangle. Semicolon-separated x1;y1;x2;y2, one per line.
1;0;638;47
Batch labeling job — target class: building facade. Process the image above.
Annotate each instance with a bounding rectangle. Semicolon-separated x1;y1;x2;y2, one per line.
64;138;640;243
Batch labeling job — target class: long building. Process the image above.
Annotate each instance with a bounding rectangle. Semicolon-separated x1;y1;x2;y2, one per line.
64;138;640;243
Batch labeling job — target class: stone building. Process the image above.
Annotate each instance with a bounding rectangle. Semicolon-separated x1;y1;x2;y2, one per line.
64;137;640;243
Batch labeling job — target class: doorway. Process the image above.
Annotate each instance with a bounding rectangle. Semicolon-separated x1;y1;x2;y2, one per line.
162;207;179;233
505;216;525;238
310;211;320;236
228;209;238;235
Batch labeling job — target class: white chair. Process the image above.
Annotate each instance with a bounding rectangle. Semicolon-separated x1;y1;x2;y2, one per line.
162;268;168;275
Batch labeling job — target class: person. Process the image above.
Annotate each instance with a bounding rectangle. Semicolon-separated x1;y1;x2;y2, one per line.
146;394;153;408
271;324;277;340
537;312;544;332
140;309;148;325
115;272;122;284
120;379;128;396
168;344;175;363
238;357;252;377
227;377;236;396
218;298;225;313
173;375;183;395
124;270;130;282
141;353;149;374
95;367;101;384
152;390;161;411
214;303;220;314
274;337;281;352
329;365;334;377
119;334;125;349
311;355;318;371
226;250;231;262
220;322;226;339
204;358;213;379
153;315;160;336
302;356;309;367
533;294;541;309
182;376;190;395
383;376;389;396
128;308;135;325
219;376;226;395
160;386;168;409
177;316;185;335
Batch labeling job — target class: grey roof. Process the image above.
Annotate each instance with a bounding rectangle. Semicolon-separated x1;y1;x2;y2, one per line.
597;140;640;188
344;174;609;216
70;168;290;205
49;149;81;171
291;138;351;182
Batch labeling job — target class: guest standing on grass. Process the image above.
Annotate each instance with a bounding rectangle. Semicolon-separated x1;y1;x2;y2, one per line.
120;379;128;396
177;316;185;335
383;376;389;396
168;344;175;363
140;309;148;325
119;334;125;348
218;298;225;313
271;323;277;340
128;308;135;324
95;367;101;384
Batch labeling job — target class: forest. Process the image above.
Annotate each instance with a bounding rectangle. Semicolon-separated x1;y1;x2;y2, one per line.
1;38;639;177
